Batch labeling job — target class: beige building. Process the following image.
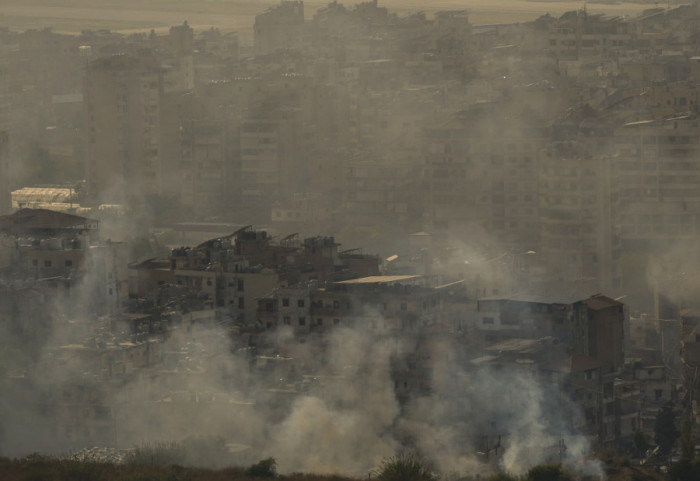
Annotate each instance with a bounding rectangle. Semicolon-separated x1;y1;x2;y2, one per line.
422;105;544;251
0;208;129;314
84;54;163;204
0;131;9;215
254;1;307;56
539;150;621;293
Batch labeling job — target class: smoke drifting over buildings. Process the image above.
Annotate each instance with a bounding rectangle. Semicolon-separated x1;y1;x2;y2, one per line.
3;0;700;477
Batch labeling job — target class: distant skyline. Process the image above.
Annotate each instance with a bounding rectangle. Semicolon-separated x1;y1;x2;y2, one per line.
2;0;655;35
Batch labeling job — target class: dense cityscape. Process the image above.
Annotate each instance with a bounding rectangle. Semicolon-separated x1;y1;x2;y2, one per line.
1;1;700;479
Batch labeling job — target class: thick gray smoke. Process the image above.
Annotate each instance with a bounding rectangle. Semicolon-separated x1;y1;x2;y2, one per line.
1;302;606;479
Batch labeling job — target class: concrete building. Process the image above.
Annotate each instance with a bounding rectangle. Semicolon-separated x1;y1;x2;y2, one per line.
84;53;163;205
475;293;625;372
254;1;306;56
0;131;9;215
239;116;304;219
539;148;621;293
0;208;128;315
422;104;545;251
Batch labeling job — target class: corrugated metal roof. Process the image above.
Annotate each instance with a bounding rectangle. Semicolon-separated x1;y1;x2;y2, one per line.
335;275;421;284
12;187;76;204
480;293;585;305
484;338;547;354
584;295;623;311
542;354;606;373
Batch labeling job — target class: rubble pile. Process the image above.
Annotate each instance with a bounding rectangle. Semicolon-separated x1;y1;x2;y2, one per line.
65;447;130;464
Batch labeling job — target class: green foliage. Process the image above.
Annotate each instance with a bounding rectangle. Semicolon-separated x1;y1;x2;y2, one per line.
669;459;700;481
376;452;436;481
632;430;648;458
124;442;185;467
180;435;232;469
245;457;277;478
526;463;563;481
57;461;104;481
654;402;679;455
115;469;193;481
489;471;521;481
680;415;694;461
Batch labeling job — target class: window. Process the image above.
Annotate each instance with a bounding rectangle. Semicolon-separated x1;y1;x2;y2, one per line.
32;259;38;266
298;317;306;326
238;297;244;309
297;299;305;308
65;260;73;267
316;318;323;326
400;303;407;311
333;300;340;309
333;319;340;326
237;279;244;291
282;298;289;307
483;317;494;325
44;260;52;267
283;316;291;326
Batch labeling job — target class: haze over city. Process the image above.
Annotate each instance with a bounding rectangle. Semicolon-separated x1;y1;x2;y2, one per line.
0;1;699;480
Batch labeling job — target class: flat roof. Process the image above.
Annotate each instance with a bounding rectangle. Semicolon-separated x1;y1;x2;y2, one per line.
479;293;584;305
334;275;421;285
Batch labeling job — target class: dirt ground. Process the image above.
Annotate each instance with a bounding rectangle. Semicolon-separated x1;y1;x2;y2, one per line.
1;0;655;35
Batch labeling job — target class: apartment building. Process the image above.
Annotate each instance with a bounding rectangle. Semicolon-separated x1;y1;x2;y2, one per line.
0;131;9;215
422;105;545;251
0;208;128;314
84;54;163;204
475;293;625;371
254;1;306;56
539;148;621;293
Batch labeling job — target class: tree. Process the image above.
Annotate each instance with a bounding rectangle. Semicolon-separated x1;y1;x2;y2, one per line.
680;414;695;461
245;458;277;478
489;472;520;481
526;464;567;481
633;429;649;458
377;452;436;481
669;459;700;481
654;402;679;455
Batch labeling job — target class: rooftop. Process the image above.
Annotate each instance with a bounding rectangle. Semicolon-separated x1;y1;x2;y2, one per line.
0;208;98;234
334;275;421;285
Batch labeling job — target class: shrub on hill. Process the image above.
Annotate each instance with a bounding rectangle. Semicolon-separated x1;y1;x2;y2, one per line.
245;457;277;478
377;452;436;481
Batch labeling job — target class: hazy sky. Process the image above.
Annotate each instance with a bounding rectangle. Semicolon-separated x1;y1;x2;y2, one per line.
2;0;654;34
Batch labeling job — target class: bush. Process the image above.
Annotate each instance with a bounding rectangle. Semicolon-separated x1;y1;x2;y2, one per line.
377;452;436;481
489;472;521;481
124;442;185;467
526;464;563;481
181;436;231;468
669;459;700;481
245;457;277;478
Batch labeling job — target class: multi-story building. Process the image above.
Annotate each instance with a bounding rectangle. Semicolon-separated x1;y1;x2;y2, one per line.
239;116;305;219
0;131;9;215
422;104;546;251
84;53;163;205
474;293;625;372
613;115;700;299
539;147;621;293
0;208;128;315
254;1;306;56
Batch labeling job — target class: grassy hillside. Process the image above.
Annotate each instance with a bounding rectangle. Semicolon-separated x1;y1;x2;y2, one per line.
0;455;670;481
